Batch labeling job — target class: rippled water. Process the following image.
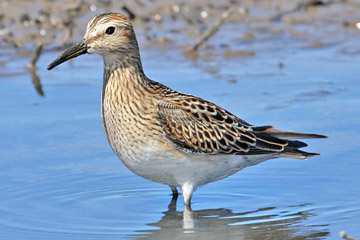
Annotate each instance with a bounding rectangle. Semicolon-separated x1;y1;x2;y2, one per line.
1;34;360;239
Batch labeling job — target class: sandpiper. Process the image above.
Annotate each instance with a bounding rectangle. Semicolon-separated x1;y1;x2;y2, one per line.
48;13;326;206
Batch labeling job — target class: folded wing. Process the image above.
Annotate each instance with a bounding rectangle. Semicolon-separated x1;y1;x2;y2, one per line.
157;96;300;155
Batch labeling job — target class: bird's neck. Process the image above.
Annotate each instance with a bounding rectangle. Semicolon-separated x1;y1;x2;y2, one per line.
100;54;158;153
102;54;149;90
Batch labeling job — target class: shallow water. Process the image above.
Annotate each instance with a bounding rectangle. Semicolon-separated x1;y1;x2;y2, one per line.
1;23;360;240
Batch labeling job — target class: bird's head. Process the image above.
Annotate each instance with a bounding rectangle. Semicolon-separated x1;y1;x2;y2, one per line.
48;13;139;70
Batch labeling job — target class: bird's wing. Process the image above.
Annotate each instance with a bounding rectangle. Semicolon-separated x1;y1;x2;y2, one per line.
157;96;288;155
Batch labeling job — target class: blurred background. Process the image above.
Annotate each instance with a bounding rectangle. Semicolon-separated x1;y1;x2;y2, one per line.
2;0;360;62
0;0;360;239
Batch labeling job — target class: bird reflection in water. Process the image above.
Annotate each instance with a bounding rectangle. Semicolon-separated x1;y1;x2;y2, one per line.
129;195;329;239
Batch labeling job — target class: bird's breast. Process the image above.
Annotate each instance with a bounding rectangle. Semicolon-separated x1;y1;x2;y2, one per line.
101;79;164;163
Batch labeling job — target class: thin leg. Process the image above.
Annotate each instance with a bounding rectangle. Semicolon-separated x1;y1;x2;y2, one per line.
168;185;178;211
181;182;193;207
169;185;178;196
168;193;178;211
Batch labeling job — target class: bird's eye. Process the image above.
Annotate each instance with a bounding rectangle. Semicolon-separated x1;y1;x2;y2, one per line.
105;26;115;35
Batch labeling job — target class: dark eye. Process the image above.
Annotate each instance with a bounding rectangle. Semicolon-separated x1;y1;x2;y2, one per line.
105;26;115;35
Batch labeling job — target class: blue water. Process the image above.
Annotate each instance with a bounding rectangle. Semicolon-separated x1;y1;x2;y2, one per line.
1;27;360;239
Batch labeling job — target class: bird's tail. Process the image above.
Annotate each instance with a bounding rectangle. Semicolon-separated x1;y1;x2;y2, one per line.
279;148;320;160
252;125;327;160
261;127;327;140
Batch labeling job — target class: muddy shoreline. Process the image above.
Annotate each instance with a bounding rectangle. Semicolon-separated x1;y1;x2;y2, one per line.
1;0;359;63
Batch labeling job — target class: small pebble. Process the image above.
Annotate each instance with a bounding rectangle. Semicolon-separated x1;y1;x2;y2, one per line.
201;11;208;18
172;5;180;13
90;4;97;12
356;22;360;30
154;14;162;22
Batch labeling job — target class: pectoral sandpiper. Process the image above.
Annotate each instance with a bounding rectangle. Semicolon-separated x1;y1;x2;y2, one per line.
48;13;326;206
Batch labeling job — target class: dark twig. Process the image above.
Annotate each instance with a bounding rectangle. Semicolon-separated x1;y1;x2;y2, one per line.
186;6;237;52
29;43;43;67
122;5;136;20
269;0;333;22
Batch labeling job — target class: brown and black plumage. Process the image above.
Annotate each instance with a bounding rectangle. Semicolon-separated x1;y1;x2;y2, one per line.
153;80;324;157
48;13;326;206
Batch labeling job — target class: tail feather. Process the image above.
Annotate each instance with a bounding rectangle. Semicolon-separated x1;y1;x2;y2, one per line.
242;126;326;159
279;149;320;160
262;129;327;140
287;140;308;149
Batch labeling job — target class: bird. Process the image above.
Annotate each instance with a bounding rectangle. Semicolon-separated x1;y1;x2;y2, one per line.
48;13;326;207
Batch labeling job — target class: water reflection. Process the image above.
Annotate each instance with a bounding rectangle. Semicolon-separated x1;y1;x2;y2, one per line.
28;67;44;97
130;196;329;239
27;43;44;97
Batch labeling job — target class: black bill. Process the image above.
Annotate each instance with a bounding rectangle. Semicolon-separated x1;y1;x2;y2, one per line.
47;40;88;70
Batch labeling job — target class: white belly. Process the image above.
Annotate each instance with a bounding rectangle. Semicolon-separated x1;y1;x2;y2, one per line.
117;139;275;189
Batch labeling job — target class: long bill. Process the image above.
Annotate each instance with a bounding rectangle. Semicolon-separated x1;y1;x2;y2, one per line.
47;40;88;70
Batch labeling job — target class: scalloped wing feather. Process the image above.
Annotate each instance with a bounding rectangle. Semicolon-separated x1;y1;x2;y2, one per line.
157;96;288;155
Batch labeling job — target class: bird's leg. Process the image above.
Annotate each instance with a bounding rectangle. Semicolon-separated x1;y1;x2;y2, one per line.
169;185;178;196
168;185;178;211
181;182;194;208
